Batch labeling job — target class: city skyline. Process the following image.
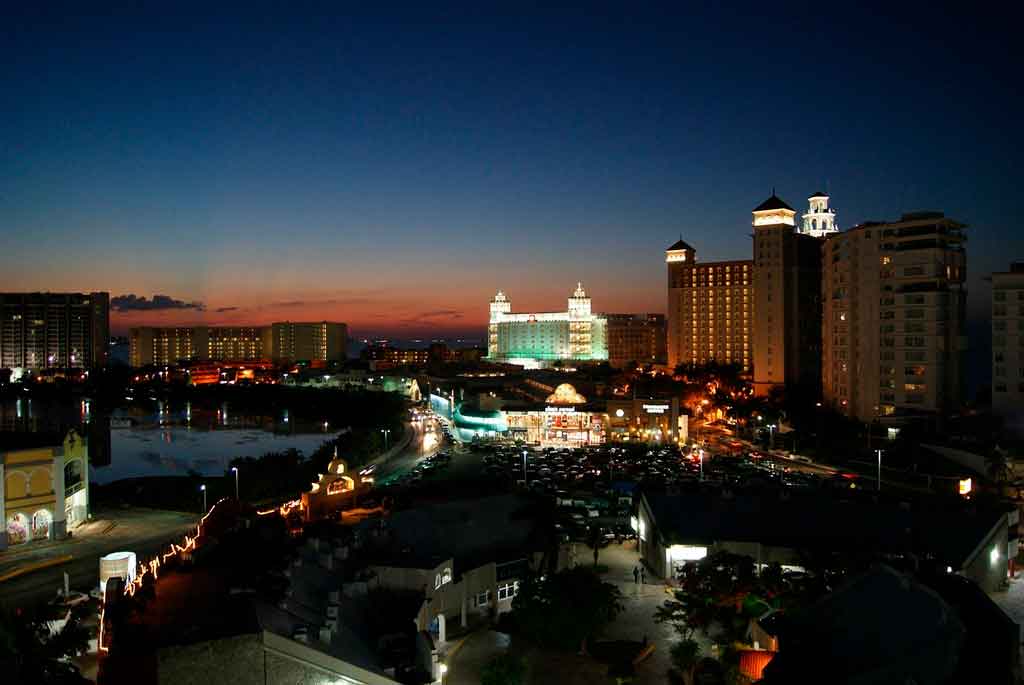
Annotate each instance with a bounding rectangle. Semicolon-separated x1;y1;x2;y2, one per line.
3;4;1021;338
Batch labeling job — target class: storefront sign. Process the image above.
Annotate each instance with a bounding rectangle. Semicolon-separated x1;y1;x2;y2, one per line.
642;403;669;414
545;406;576;413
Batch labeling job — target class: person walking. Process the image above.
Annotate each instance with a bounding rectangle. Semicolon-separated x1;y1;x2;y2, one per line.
633;565;640;584
640;566;646;585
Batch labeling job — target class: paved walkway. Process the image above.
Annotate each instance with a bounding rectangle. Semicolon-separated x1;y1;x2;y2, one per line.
586;542;676;684
446;630;511;685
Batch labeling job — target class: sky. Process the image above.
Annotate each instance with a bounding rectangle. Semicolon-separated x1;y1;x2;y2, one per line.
2;2;1021;340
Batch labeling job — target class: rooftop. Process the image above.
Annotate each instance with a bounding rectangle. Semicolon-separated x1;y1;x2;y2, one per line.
752;194;794;213
359;494;545;572
643;489;1006;569
665;238;695;252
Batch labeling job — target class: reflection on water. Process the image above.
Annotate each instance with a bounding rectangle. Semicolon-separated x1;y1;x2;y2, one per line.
94;426;331;484
1;398;334;485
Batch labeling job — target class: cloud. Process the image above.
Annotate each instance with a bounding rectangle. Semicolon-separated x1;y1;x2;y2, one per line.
112;294;205;312
214;306;239;313
399;309;465;325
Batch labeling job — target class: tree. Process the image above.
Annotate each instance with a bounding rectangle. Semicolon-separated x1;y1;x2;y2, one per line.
512;566;623;653
655;553;812;649
669;638;702;684
481;654;526;685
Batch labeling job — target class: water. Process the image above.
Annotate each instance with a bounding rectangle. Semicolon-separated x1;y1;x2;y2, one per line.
94;426;332;484
1;397;336;485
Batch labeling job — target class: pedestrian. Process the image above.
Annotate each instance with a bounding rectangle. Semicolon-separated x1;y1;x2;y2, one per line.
640;566;646;584
633;565;640;584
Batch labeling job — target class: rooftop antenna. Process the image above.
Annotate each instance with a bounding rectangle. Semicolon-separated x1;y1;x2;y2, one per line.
771;185;776;196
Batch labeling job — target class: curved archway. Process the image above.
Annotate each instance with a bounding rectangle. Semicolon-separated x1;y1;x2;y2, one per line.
6;512;31;545
32;509;53;540
4;471;28;500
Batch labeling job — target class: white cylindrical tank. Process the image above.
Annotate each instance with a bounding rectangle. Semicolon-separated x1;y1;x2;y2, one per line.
99;551;137;596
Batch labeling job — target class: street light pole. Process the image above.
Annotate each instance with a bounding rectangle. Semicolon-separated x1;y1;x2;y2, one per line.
231;466;239;501
200;483;207;512
381;428;391;451
522;449;528;487
876;449;883;491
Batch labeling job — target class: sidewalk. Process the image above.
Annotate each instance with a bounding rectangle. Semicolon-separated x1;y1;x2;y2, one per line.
580;542;676;684
446;630;511;685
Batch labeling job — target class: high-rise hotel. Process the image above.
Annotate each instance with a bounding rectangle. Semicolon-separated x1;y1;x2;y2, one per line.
822;212;966;422
487;284;608;367
665;240;753;372
752;194;825;396
130;322;346;366
0;292;110;370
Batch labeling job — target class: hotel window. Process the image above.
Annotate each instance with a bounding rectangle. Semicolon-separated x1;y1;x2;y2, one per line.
475;590;491;607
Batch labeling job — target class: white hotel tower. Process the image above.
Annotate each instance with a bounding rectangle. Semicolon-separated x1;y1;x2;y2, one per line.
487;284;608;367
800;191;839;238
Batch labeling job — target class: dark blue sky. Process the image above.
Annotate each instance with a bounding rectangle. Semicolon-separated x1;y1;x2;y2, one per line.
2;2;1020;339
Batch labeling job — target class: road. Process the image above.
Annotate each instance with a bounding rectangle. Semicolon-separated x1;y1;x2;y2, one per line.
0;508;197;608
371;418;445;482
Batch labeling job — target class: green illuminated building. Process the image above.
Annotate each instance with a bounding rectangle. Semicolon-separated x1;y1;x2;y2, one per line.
487;283;608;368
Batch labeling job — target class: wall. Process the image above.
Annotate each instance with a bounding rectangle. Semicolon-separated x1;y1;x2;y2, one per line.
961;517;1009;594
158;631;402;685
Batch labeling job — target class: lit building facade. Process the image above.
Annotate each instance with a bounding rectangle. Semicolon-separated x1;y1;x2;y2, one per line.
130;322;345;366
1;429;90;549
822;213;967;422
131;327;205;366
752;194;823;396
992;262;1024;431
208;326;271;361
666;240;753;372
361;344;430;368
605;313;667;368
271;321;347;364
800;192;839;238
0;292;109;371
487;284;607;367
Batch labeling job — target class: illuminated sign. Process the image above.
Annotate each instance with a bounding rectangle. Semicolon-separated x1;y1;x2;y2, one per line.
642;403;669;414
959;478;972;496
545;406;576;413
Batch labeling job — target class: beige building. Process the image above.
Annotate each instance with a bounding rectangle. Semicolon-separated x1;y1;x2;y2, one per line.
992;262;1024;432
665;240;753;372
822;212;967;422
2;429;90;549
271;322;347;364
0;292;109;370
752;194;824;396
130;322;345;366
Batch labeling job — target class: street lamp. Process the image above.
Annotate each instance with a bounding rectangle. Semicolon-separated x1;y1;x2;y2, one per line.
438;663;448;681
876;449;883;491
231;466;239;501
200;483;207;512
522;449;528;487
381;428;391;451
768;424;776;450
